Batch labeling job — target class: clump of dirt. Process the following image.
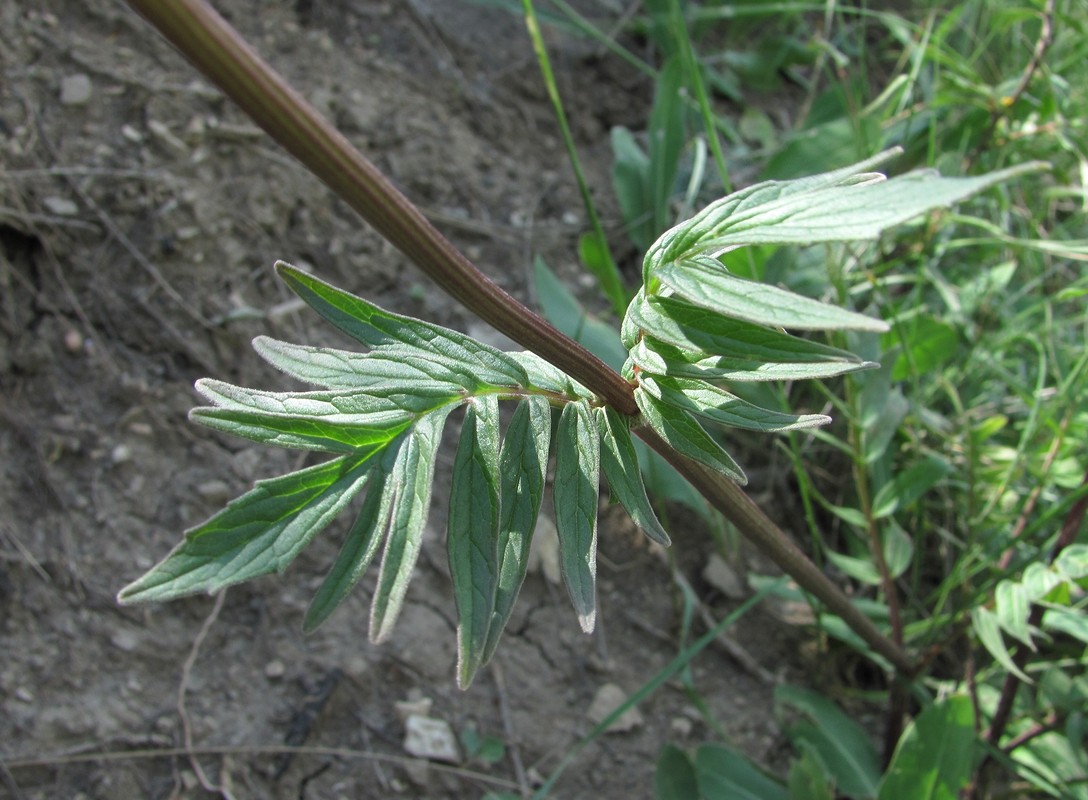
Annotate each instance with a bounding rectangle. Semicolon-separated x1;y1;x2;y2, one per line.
1;2;816;797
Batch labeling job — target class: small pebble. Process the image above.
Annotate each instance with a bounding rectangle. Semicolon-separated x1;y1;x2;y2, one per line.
111;629;139;652
403;715;460;763
197;480;231;504
42;196;79;216
702;553;748;600
63;329;83;353
587;683;644;733
59;73;92;106
264;659;286;679
15;686;34;703
110;444;133;464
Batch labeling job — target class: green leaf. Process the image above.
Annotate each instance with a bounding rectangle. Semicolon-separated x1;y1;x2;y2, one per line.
882;522;914;580
508;349;592;398
369;408;452;643
878;696;975;800
191;378;460;452
995;579;1034;648
596;407;670;544
254;336;479;390
597;406;670;546
639;374;831;433
775;684;881;799
1042;607;1088;645
303;459;393;632
655;744;699;800
871;456;953;519
277;261;529;388
656;255;888;333
634;386;747;484
647;156;1044;266
628;337;873;383
624;292;873;373
554;400;601;633
694;743;789;800
1054;544;1088;581
483;395;552;663
118;453;375;603
787;749;836;800
448;396;501;688
972;606;1032;683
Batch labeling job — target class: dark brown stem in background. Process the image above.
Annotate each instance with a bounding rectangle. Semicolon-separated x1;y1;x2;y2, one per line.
122;0;916;678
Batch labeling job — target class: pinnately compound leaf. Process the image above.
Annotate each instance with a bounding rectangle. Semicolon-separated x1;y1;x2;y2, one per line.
596;406;670;546
118;453;376;603
483;395;552;663
448;395;502;688
554;399;601;633
369;407;452;643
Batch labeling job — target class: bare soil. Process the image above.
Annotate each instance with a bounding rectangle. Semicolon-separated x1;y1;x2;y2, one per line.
1;2;818;797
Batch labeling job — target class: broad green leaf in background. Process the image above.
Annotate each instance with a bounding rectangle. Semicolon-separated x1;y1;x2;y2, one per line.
118;453;376;602
369;408;452;643
483;395;552;662
878;696;975;800
972;606;1032;683
871;455;954;519
787;748;837;800
695;743;790;800
775;684;881;799
534;256;628;371
655;743;700;800
448;396;502;688
554;399;601;633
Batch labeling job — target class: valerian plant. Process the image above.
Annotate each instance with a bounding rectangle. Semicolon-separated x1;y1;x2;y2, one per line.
119;140;1039;686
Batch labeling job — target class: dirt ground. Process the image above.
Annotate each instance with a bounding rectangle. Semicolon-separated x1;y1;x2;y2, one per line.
1;2;824;797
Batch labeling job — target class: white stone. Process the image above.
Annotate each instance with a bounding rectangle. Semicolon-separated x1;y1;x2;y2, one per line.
42;196;78;216
60;73;92;106
403;715;460;763
586;683;643;733
702;553;748;600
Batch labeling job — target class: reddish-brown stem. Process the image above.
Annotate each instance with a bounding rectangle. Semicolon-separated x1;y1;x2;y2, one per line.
121;0;916;678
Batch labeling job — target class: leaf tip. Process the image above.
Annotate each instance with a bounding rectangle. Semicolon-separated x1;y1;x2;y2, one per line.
578;609;597;634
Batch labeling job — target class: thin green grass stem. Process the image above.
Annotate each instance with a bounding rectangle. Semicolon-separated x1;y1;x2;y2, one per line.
522;0;628;316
